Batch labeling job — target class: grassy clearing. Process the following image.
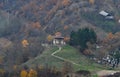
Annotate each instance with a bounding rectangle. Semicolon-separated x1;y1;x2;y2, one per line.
25;45;107;72
55;45;107;71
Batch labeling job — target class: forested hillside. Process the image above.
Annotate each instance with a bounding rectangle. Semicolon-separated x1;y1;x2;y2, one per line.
0;0;120;75
0;0;120;37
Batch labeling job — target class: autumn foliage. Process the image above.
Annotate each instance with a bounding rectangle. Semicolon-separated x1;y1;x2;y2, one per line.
28;69;37;77
47;35;53;42
32;22;41;29
22;39;29;47
62;0;71;6
89;0;95;4
64;36;70;42
103;32;114;43
20;70;28;77
107;32;114;39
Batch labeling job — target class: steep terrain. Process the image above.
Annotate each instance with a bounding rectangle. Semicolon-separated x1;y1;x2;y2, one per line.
0;0;120;38
0;10;23;37
0;0;120;71
24;45;107;72
0;10;45;71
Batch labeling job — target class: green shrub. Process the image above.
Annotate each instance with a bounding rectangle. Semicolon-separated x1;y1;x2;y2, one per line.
92;74;98;77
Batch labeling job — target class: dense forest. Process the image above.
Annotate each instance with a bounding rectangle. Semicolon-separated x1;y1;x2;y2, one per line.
0;0;120;77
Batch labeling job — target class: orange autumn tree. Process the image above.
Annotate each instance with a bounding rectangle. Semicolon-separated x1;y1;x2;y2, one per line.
20;69;28;77
64;36;70;42
89;0;95;4
62;0;70;6
32;22;41;29
47;35;53;42
22;39;29;47
28;69;37;77
107;32;114;39
103;32;114;43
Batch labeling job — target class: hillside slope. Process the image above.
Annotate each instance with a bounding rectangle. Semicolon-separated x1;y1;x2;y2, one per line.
0;0;120;39
0;0;120;72
0;10;24;37
0;10;45;71
24;45;107;71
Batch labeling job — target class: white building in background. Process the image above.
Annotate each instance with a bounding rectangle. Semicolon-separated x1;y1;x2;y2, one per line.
99;10;114;20
53;35;66;45
99;10;109;16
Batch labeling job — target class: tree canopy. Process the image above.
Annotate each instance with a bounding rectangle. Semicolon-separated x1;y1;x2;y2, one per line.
69;28;97;51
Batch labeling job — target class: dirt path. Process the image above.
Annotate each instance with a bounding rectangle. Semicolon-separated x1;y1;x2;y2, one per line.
97;70;119;76
51;47;120;76
51;47;82;66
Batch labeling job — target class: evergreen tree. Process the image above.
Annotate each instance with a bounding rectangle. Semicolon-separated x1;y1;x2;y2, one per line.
69;31;78;46
69;28;97;52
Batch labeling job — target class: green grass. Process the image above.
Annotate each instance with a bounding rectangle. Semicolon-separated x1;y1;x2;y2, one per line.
55;45;107;71
25;46;64;69
25;45;107;72
92;74;98;77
